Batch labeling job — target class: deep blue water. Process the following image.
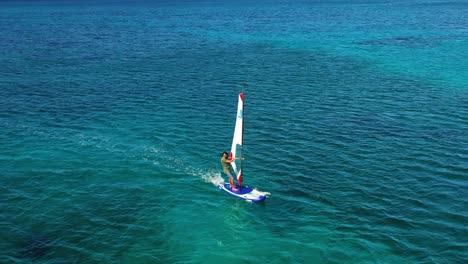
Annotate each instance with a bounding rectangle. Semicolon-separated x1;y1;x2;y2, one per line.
1;0;467;263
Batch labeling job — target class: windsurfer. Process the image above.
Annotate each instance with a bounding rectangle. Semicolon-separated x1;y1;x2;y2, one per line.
221;151;239;191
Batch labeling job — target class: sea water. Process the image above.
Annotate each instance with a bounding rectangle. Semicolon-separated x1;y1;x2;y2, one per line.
1;0;467;263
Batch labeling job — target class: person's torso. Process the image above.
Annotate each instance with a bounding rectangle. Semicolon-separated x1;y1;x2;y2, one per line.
220;156;231;172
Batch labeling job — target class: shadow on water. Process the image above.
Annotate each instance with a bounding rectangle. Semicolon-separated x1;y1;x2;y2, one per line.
0;222;56;262
3;182;171;263
17;233;54;260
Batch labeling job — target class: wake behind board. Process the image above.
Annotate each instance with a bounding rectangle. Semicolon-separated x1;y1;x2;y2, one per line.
218;182;266;203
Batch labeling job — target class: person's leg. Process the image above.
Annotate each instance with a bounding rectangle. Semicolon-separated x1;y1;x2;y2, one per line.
226;171;238;191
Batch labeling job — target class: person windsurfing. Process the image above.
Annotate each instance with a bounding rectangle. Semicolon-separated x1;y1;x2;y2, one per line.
220;151;239;191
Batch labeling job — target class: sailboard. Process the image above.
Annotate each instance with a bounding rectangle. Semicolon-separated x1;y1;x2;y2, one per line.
218;91;266;203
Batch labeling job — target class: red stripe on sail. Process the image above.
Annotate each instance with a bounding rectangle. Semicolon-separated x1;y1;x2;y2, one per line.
239;93;244;101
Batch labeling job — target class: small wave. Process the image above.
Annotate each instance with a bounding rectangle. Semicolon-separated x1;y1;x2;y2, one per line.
200;169;224;186
254;188;271;197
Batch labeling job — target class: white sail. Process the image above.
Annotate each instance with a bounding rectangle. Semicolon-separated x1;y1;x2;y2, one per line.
230;92;244;184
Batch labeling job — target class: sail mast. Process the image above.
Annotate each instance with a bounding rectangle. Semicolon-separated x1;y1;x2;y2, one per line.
240;84;246;184
230;86;245;187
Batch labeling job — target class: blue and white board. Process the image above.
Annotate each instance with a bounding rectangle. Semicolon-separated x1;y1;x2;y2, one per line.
218;182;266;203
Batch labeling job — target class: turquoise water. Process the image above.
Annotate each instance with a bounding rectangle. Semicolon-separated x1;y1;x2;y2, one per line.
1;0;467;263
